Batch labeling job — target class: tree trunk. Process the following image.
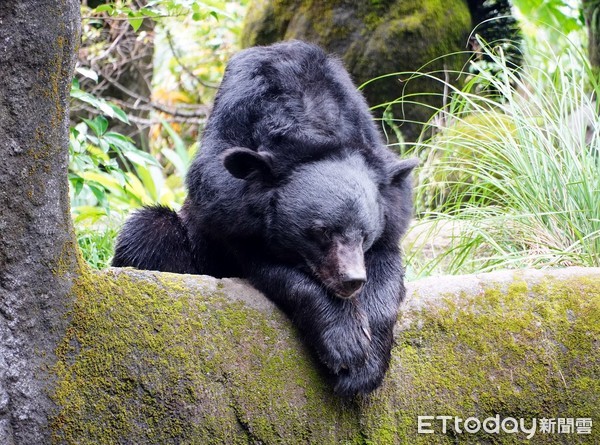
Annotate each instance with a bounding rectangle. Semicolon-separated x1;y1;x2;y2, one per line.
0;1;81;443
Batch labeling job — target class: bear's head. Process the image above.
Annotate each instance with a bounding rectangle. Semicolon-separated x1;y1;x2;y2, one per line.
223;147;417;299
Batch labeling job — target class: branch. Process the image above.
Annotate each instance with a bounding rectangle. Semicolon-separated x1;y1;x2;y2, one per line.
98;71;210;118
165;30;220;90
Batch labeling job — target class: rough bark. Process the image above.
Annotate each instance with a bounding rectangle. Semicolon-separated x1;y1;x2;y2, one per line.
0;1;81;444
52;267;600;444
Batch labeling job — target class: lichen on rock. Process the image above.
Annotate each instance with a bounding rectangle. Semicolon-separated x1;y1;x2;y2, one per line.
51;267;600;444
241;0;472;142
51;269;360;444
368;268;600;443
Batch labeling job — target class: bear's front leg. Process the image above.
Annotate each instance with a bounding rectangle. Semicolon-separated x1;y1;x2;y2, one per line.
245;260;373;377
332;245;405;397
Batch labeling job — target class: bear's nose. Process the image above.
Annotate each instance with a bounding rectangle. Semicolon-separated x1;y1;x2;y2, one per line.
340;277;366;297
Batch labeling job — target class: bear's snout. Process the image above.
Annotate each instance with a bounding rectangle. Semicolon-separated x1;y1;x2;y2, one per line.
333;240;366;299
339;277;365;298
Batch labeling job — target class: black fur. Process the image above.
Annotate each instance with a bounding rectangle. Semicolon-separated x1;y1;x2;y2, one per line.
112;205;197;274
112;41;418;397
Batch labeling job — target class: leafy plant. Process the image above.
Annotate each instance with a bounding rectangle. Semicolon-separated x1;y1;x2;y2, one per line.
76;225;120;270
404;40;600;278
70;78;193;268
511;0;587;71
152;0;248;106
512;0;584;39
69;77;165;221
90;0;224;31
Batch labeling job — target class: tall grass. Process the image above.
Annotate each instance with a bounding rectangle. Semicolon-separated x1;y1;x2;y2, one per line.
403;41;600;278
76;226;120;270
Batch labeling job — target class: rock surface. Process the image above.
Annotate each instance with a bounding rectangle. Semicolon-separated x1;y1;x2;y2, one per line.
241;0;472;141
51;266;600;444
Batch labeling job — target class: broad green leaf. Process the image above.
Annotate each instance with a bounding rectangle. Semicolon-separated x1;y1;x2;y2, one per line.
139;7;159;18
98;138;111;154
95;115;109;135
133;164;158;201
98;101;117;118
82;172;121;192
122;171;152;205
108;103;129;124
123;149;161;167
82;118;101;137
72;206;108;224
88;183;108;208
69;175;84;196
94;4;115;13
103;132;137;152
71;88;103;110
128;16;144;32
107;167;128;187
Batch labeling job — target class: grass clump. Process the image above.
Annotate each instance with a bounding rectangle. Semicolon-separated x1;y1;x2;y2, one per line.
76;225;119;270
404;39;600;278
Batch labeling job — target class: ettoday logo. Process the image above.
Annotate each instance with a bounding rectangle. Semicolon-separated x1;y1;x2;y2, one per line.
418;415;593;439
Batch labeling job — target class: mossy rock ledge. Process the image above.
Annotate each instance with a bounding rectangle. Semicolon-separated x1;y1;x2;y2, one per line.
241;0;472;142
51;267;600;444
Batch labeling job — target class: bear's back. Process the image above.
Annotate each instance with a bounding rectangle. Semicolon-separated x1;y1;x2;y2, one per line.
201;40;381;163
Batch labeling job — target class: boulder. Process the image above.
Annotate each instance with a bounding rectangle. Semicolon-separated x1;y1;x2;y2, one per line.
241;0;472;142
51;267;600;444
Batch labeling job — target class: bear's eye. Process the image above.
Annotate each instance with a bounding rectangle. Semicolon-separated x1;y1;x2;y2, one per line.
308;225;331;245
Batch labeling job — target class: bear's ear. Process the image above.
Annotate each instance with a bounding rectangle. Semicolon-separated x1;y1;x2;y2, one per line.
389;157;419;186
222;147;274;182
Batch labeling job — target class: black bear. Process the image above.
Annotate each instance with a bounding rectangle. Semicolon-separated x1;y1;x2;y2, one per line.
113;40;418;396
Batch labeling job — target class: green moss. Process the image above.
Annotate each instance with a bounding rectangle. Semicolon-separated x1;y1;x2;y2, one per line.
241;0;298;47
51;270;360;444
53;270;240;444
362;274;600;444
51;269;600;444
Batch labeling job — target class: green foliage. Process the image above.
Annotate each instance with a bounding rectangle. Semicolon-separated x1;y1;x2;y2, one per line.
69;78;163;221
159;119;195;177
512;0;586;58
72;1;598;276
76;226;119;270
68;94;193;268
70;76;167;269
512;0;583;36
71;1;247;268
152;0;248;106
91;0;224;31
406;40;600;278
